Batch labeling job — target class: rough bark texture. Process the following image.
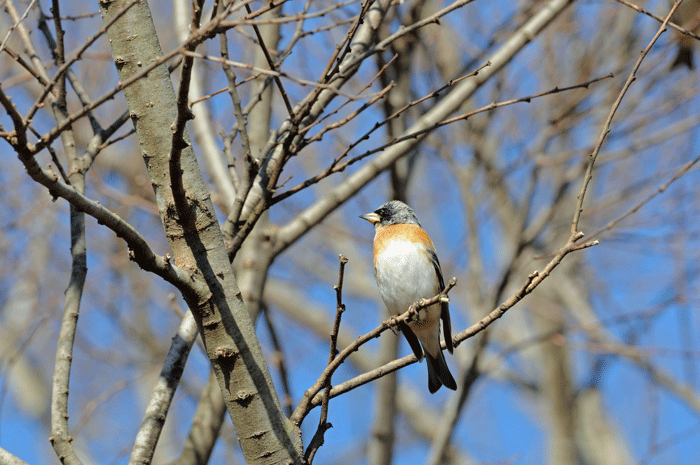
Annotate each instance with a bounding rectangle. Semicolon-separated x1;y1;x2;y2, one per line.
97;1;302;463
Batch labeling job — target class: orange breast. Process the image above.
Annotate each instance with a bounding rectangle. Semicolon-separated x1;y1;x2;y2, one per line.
373;224;434;269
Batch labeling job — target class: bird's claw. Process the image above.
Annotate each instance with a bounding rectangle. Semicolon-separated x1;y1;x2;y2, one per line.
385;315;400;334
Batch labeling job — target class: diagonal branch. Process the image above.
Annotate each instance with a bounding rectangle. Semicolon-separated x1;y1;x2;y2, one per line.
30;0;285;155
614;0;700;42
129;311;199;465
13;144;200;296
291;279;457;425
0;448;30;465
570;0;683;235
243;2;293;117
588;152;700;240
303;232;600;412
272;72;612;205
273;0;580;256
25;0;138;124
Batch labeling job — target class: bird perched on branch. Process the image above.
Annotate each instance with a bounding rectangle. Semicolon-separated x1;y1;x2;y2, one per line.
361;200;457;393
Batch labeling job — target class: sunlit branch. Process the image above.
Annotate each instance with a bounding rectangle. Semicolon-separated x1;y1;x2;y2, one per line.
26;0;139;124
291;279;457;425
296;53;399;141
243;2;293;117
261;304;294;417
273;72;612;205
273;0;581;257
588;152;700;240
304;254;349;463
29;0;286;155
13;144;202;297
614;0;700;42
0;0;39;55
181;50;373;100
570;1;682;235
129;311;199;465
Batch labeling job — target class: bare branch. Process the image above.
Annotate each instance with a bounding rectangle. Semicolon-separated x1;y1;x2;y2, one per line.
15;146;201;295
272;72;611;205
0;448;30;465
291;279;456;425
274;0;580;255
174;370;228;465
570;0;682;235
243;2;293;117
614;0;700;42
304;254;349;463
25;0;139;124
129;311;199;465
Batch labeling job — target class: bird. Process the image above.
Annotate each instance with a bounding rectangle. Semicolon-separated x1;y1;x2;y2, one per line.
670;0;700;69
361;200;457;393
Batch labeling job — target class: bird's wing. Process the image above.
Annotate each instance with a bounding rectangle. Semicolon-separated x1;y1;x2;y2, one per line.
427;247;453;353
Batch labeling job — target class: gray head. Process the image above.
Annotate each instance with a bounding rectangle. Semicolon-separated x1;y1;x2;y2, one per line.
360;200;421;227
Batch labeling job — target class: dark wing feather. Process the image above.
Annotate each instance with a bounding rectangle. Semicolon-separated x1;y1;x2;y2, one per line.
428;248;453;353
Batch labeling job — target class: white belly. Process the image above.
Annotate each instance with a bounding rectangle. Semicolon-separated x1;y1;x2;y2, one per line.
375;240;439;315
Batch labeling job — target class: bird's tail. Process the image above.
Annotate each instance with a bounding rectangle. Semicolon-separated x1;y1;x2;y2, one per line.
426;349;457;394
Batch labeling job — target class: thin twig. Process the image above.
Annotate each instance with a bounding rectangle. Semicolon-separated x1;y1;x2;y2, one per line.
0;0;39;55
291;0;378;140
613;0;700;42
588;153;700;240
49;2;84;459
25;0;139;123
44;11;102;21
1;46;49;87
324;0;478;88
13;142;202;297
181;50;369;99
169;0;207;214
219;0;360;28
30;0;282;155
273;72;612;204
322;0;373;83
304;254;349;463
274;0;317;67
570;1;682;235
219;3;257;241
295;53;399;142
244;2;293;117
0;85;28;148
291;278;457;425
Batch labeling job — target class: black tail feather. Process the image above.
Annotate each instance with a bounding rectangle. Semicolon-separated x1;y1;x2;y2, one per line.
426;350;457;394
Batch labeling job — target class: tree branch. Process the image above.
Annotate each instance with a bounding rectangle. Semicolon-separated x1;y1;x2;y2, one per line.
304;255;348;464
273;0;580;255
291;279;456;425
129;311;199;465
570;0;682;235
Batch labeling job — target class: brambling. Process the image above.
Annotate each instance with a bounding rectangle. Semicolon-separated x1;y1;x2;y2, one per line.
361;200;457;393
